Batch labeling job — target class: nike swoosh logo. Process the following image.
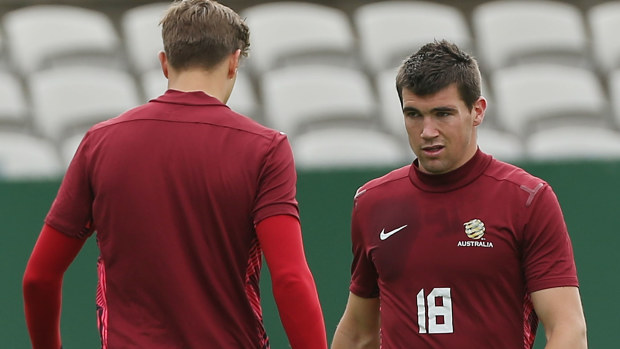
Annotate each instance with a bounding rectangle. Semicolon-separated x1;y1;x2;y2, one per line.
379;225;408;240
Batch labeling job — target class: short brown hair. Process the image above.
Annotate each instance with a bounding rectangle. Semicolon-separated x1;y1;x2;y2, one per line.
160;0;250;70
395;40;481;110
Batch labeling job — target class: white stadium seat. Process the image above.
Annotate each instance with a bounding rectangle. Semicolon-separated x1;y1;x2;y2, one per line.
241;2;357;75
0;71;29;128
121;2;169;74
588;1;620;73
491;63;609;136
29;66;141;141
526;125;620;161
477;126;525;163
292;126;410;169
472;1;589;72
261;65;378;136
354;1;472;73
608;69;620;129
0;131;63;179
3;5;123;74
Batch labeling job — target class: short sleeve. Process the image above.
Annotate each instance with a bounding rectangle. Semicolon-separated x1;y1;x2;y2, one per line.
349;190;380;298
252;132;299;225
45;133;95;239
522;185;579;293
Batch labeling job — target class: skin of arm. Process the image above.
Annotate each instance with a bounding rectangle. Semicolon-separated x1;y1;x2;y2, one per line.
332;292;380;349
256;214;328;349
531;286;587;349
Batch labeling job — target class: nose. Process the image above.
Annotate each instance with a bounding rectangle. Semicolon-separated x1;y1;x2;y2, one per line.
420;117;439;139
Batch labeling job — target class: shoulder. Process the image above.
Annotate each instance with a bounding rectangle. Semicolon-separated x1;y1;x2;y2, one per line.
483;157;548;190
220;107;284;140
89;101;285;142
482;157;552;207
354;165;411;200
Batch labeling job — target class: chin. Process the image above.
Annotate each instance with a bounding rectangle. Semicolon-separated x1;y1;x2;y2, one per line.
419;159;451;175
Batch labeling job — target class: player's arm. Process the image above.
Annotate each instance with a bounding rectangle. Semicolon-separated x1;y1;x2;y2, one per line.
531;286;587;349
332;292;380;349
23;224;86;349
256;214;328;349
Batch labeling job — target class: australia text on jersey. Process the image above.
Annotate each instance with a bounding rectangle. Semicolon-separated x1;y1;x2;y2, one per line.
458;218;494;248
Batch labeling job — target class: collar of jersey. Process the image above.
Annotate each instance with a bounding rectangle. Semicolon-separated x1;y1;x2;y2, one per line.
409;148;492;193
153;89;229;107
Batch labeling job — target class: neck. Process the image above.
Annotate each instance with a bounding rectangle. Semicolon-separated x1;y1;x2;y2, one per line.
167;67;233;103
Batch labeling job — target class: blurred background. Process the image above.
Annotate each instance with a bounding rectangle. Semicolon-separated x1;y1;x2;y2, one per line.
1;0;619;347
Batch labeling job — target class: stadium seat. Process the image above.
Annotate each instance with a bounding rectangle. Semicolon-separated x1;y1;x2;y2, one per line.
121;2;169;74
477;126;524;163
28;66;141;141
0;28;6;69
587;1;620;74
227;71;261;121
139;68;165;102
525;125;620;161
140;68;261;120
471;1;590;73
0;131;63;179
0;71;29;130
353;1;472;74
291;125;410;169
478;75;500;130
261;64;378;136
375;67;405;137
490;63;610;137
240;2;357;76
2;5;124;75
59;132;85;169
608;69;620;128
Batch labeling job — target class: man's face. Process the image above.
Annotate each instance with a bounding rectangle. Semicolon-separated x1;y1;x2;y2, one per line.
401;83;485;175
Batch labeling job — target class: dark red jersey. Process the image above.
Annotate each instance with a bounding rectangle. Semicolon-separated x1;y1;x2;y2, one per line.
45;90;299;348
350;150;578;348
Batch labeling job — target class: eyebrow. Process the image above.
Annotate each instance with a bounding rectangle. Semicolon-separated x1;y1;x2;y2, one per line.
402;106;458;114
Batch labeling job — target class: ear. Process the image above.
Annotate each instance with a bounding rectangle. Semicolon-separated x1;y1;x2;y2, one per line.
158;51;169;79
227;49;241;79
472;96;487;126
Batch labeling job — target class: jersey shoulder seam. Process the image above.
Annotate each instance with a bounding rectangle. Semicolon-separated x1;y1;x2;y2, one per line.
357;165;410;195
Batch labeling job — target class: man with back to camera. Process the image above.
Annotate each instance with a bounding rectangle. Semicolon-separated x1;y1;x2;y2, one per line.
22;1;328;348
331;40;587;348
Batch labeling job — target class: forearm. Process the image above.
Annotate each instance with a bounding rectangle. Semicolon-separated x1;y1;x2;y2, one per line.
331;293;380;349
532;287;588;349
22;224;86;349
256;215;327;349
272;268;327;349
332;323;380;349
544;323;587;349
23;276;63;349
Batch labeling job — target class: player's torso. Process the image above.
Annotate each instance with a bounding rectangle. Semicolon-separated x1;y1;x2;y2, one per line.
357;175;530;347
88;102;282;348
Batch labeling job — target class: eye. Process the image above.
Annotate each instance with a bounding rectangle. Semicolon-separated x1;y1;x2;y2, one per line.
404;110;421;118
435;109;454;117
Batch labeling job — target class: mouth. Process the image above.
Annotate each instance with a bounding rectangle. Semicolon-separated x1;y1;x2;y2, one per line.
421;145;444;156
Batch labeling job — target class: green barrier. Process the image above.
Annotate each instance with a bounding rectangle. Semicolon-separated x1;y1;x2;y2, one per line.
2;160;618;348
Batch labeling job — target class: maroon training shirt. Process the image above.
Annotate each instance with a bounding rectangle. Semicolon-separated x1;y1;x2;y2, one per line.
45;90;299;348
350;150;578;348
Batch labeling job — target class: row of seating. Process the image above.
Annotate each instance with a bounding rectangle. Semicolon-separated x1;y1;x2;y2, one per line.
243;0;620;76
3;1;620;179
5;117;620;180
1;1;620;76
4;60;620;143
1;1;620;125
